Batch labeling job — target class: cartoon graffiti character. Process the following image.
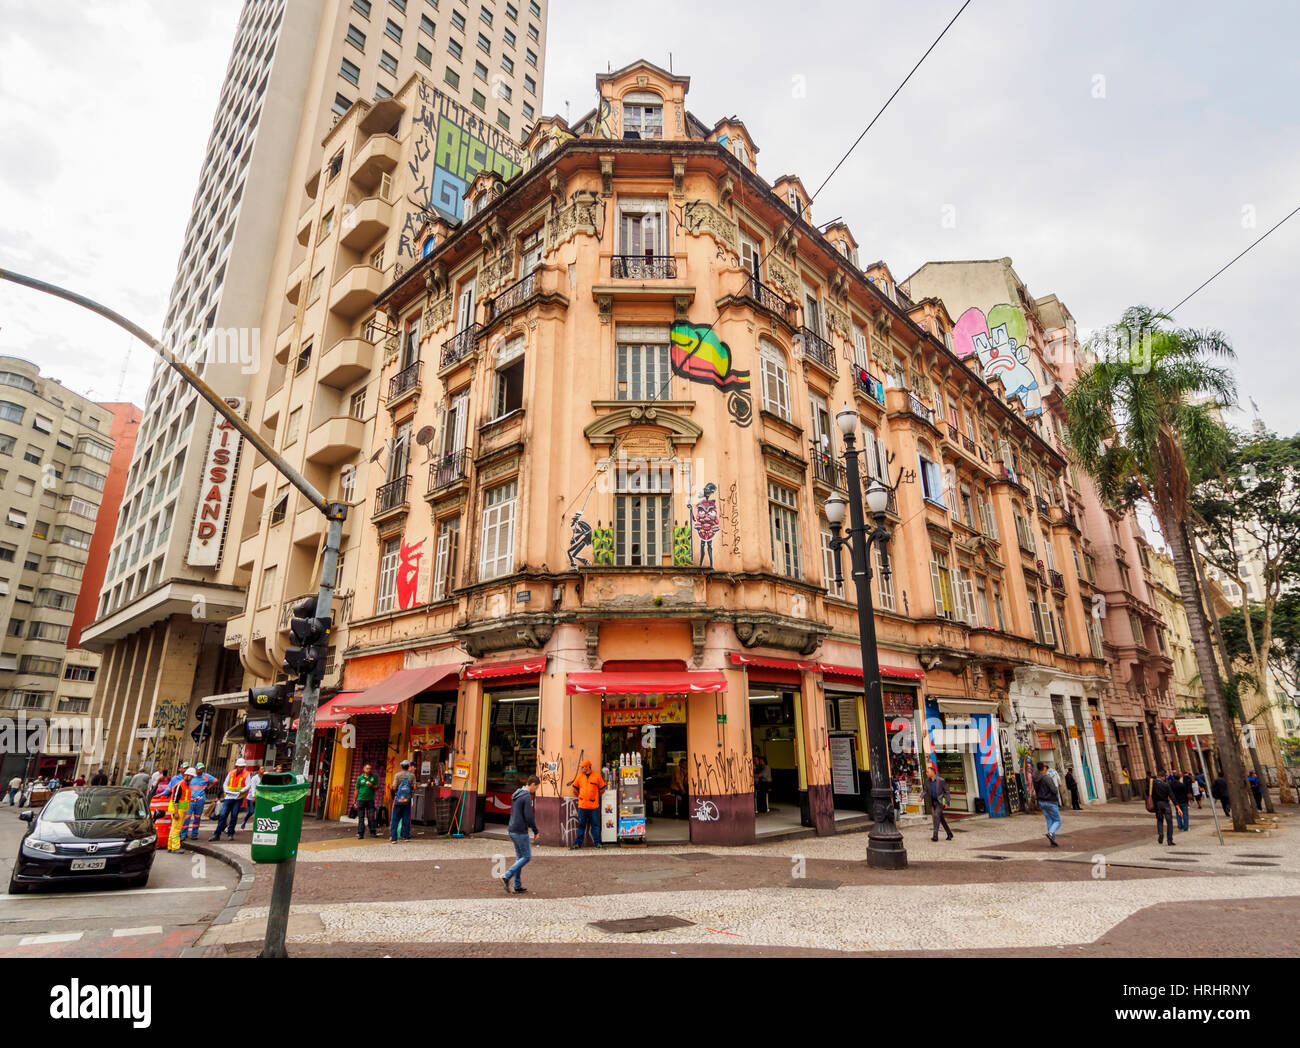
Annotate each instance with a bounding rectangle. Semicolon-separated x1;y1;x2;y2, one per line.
567;511;593;568
687;483;720;569
396;538;425;609
669;323;754;426
952;305;1043;417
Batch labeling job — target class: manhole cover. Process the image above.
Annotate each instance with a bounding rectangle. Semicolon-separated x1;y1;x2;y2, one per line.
1239;853;1282;858
787;879;841;890
590;915;696;934
1228;861;1280;867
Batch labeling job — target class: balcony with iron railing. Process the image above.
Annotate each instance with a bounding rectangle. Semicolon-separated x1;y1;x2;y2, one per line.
484;272;537;323
1036;496;1051;517
799;326;837;376
428;447;471;494
388;358;421;403
440;323;481;370
906;391;934;424
743;276;796;326
279;592;316;631
373;475;410;519
961;435;976;456
851;367;886;407
1049;569;1066;591
810;450;847;491
612;255;677;279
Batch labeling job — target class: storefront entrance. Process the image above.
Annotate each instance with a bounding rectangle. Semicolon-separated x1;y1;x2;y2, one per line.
884;686;922;817
483;690;538;821
825;690;866;812
748;687;798;818
601;718;688;819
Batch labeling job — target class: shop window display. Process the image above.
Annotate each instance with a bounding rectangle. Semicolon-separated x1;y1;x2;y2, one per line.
484;691;538;818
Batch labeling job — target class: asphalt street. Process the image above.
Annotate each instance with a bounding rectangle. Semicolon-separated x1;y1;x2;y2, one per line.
0;803;238;957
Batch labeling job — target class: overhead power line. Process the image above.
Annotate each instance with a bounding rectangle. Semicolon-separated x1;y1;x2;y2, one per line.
1167;202;1300;315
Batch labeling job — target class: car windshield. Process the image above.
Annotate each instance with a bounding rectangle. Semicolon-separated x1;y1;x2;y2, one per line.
42;791;147;821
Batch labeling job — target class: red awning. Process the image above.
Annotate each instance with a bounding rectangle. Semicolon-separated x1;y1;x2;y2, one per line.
566;671;728;695
463;656;547;680
307;693;358;727
818;662;926;682
729;653;816;672
332;664;461;716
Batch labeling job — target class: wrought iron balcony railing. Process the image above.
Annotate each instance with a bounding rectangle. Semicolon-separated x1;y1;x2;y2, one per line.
906;391;934;423
799;326;837;374
810;450;847;490
389;359;421;401
946;423;960;442
852;367;886;406
1036;496;1051;517
612;255;677;279
1049;569;1066;591
962;435;976;455
440;323;480;368
484;272;536;322
428;447;471;492
373;475;410;517
747;276;795;323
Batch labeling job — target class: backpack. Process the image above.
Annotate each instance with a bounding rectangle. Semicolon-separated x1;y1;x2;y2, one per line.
394;773;413;804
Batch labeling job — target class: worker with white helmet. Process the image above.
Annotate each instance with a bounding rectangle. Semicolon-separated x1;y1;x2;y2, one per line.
210;758;251;841
167;768;197;852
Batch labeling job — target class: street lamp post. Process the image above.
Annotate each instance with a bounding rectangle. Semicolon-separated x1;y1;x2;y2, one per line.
824;407;908;869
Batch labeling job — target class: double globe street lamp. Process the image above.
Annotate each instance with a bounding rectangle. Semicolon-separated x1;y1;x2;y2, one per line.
824;407;908;869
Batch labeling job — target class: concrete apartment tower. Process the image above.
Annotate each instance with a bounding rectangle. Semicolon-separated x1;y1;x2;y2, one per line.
0;356;140;783
83;0;549;779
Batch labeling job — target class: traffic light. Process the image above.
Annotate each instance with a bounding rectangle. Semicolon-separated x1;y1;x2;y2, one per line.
284;595;331;682
245;684;291;742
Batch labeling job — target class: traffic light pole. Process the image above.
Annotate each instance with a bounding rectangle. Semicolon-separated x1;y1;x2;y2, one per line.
261;509;344;959
0;270;348;957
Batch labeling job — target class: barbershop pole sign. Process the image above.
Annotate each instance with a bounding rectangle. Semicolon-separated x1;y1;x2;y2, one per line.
187;397;247;568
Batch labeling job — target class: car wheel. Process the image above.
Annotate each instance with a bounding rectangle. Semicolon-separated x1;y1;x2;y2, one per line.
7;876;29;894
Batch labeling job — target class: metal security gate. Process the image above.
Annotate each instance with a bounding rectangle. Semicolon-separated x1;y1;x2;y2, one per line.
346;715;391;811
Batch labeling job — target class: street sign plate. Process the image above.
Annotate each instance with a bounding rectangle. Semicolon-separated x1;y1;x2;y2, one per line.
1174;716;1212;736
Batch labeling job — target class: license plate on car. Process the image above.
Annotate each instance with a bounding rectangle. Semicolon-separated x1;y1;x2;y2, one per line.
70;858;107;871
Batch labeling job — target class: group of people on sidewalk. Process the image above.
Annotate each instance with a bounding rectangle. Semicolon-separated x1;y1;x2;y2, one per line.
148;761;265;851
351;759;419;843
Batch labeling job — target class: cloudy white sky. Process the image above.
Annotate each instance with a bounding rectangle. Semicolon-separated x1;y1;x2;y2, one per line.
2;0;1296;429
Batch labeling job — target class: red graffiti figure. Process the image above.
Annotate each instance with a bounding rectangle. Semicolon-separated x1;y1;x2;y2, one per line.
687;483;720;569
396;538;425;609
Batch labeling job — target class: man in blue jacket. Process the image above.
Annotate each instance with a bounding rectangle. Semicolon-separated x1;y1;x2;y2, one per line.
502;776;540;894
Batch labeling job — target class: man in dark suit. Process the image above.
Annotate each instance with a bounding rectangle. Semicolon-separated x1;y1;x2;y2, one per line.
1065;766;1082;810
926;764;953;842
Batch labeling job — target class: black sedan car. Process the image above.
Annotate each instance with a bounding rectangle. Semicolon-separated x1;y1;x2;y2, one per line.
9;787;156;892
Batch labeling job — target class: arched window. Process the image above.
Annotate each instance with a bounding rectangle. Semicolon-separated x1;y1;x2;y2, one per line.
622;90;663;139
421;235;436;257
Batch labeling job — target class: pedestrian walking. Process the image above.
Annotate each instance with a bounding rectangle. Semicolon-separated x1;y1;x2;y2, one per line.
501;775;541;894
355;763;379;839
6;776;19;805
1247;772;1263;810
240;766;261;828
1151;772;1177;845
210;759;250;840
148;768;165;796
1211;775;1230;817
926;764;953;841
73;775;86;787
1065;766;1082;810
1169;771;1191;832
568;759;605;849
1033;762;1062;846
128;768;150;794
1188;772;1202;809
90;768;109;786
388;760;415;842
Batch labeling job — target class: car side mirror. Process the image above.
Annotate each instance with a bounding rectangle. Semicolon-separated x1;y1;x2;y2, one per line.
18;811;33;822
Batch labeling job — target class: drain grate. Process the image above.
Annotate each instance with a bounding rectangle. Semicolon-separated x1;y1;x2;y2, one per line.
1228;861;1280;868
590;915;696;934
787;879;841;890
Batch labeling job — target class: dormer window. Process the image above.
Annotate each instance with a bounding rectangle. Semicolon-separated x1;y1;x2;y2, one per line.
622;91;663;140
787;187;800;212
421;235;436;257
729;136;747;164
533;137;554;163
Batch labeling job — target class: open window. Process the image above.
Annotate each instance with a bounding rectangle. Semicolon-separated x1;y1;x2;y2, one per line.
622;91;663;139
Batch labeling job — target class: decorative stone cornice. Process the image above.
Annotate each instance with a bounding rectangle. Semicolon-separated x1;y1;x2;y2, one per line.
583;404;703;450
732;615;829;657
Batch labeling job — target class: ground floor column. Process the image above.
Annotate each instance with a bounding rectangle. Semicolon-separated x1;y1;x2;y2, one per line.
686;665;756;845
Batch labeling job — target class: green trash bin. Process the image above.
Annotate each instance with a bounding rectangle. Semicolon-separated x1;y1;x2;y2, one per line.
249;772;310;864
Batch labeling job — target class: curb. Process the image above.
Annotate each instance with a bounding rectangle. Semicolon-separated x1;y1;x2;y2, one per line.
180;841;257;957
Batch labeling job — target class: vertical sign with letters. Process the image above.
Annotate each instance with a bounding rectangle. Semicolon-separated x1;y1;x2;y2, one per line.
187;397;247;567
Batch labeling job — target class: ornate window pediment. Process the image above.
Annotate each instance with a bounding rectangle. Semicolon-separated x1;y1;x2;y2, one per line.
583;404;702;454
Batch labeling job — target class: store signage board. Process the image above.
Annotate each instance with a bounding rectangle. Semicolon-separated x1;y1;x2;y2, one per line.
1175;716;1212;736
453;761;470;779
187;397;247;568
829;735;857;795
1036;732;1054;750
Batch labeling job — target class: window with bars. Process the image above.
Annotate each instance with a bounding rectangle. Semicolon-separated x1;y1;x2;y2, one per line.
768;481;802;579
759;338;791;420
615;461;672;567
432;516;460;600
479;480;517;580
376;537;401;613
616;327;671;401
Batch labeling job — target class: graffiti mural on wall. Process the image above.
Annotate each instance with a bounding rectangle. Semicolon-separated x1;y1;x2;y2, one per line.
567;512;593;567
669;323;753;426
952;305;1043;417
398;81;527;262
592;525;615;566
686;483;720;568
396;538;425;609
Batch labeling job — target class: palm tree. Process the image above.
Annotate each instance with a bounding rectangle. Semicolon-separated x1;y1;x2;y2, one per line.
1063;306;1251;830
